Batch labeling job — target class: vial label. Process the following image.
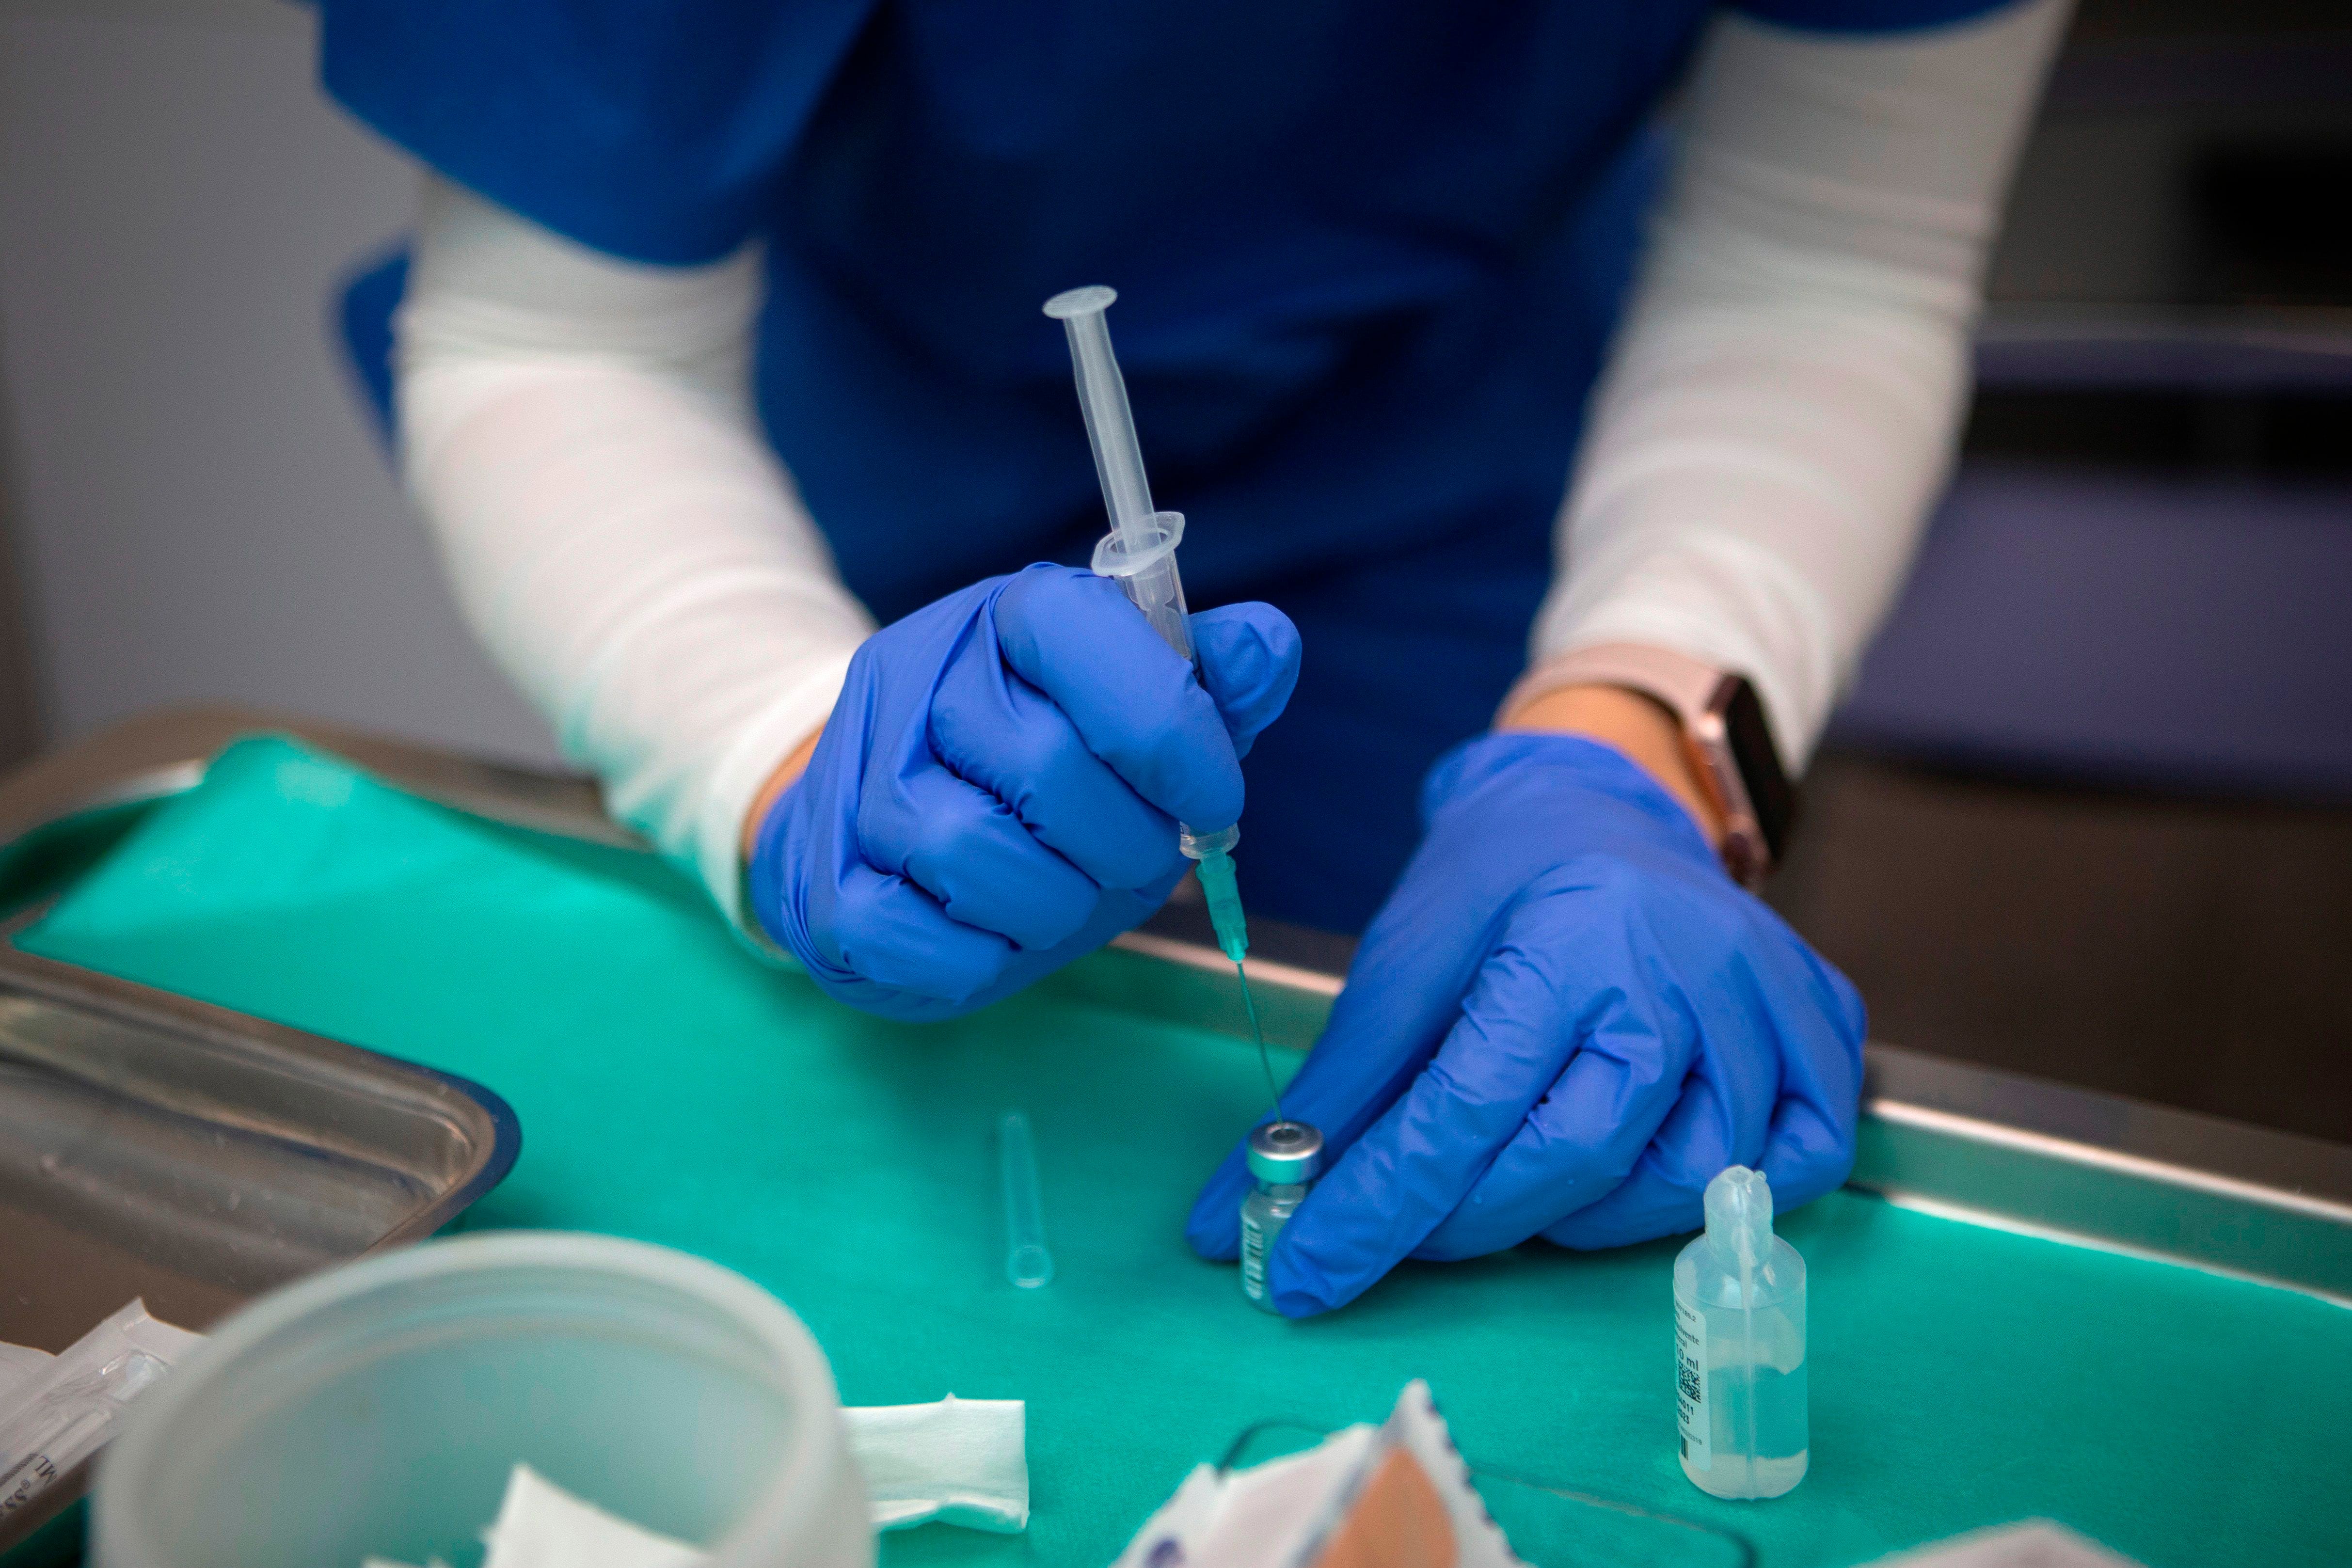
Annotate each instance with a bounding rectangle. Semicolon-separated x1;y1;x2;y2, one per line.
1675;1297;1711;1472
1240;1211;1270;1303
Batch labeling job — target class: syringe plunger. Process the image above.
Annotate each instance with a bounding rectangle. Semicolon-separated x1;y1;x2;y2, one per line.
1046;285;1247;963
1044;285;1157;554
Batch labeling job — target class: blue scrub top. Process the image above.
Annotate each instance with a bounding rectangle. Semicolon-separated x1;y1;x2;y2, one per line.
323;0;2008;933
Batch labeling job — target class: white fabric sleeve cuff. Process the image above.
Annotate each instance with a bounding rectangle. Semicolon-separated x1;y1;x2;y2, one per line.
1532;0;2070;764
397;178;876;926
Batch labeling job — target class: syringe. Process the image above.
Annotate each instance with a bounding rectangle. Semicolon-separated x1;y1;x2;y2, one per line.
1044;286;1278;1112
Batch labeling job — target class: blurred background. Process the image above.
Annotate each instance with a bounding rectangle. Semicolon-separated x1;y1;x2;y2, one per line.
0;0;2345;1137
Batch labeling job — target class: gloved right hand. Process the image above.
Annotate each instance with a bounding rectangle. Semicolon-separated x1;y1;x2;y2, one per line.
748;563;1300;1021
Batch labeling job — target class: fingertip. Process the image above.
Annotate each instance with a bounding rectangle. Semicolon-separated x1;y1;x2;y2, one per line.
1191;603;1301;709
1265;1237;1350;1317
1269;1281;1332;1319
1759;1098;1856;1211
1187;1212;1240;1264
1173;766;1247;841
1261;1180;1402;1316
1186;1149;1253;1263
1189;605;1301;759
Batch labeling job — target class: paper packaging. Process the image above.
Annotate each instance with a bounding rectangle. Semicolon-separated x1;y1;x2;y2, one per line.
1108;1388;2149;1568
0;1345;50;1406
368;1395;1029;1568
481;1465;702;1568
0;1299;205;1519
1111;1381;1517;1568
844;1394;1027;1533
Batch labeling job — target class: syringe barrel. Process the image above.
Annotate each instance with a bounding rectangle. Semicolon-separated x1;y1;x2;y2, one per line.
1178;823;1238;861
1094;515;1239;861
1091;509;1194;664
1049;288;1237;857
999;1110;1052;1290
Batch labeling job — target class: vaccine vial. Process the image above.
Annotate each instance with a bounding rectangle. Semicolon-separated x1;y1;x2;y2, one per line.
1674;1166;1808;1499
1239;1120;1324;1313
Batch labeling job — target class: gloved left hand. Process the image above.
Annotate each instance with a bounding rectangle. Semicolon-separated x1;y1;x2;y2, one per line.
1185;730;1864;1316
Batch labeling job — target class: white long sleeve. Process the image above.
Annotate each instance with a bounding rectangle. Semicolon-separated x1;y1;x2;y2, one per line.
396;180;875;921
1531;0;2070;764
395;0;2066;920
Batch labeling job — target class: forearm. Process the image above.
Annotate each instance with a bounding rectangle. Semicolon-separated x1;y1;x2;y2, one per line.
397;177;874;917
1520;0;2070;773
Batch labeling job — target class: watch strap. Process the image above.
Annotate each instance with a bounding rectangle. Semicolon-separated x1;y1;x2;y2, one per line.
1496;643;1785;889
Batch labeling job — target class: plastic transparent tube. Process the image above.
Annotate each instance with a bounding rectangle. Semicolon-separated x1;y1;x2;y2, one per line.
999;1112;1053;1290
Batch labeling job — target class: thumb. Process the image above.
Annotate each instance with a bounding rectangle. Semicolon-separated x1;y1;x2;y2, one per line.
1190;603;1300;759
1184;836;1496;1268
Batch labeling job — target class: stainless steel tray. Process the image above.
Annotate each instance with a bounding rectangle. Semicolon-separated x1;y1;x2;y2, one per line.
1095;931;2352;1310
2;706;2346;1523
0;713;525;1554
0;941;520;1350
0;944;519;1552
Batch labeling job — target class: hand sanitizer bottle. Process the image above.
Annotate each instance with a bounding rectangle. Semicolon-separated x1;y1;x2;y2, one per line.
1674;1166;1808;1499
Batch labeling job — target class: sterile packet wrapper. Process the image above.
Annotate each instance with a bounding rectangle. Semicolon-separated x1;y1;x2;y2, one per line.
366;1395;1031;1568
0;1344;51;1407
0;1298;205;1518
1110;1380;1519;1568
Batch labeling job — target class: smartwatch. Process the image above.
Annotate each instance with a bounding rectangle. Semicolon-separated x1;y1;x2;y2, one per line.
1496;644;1796;889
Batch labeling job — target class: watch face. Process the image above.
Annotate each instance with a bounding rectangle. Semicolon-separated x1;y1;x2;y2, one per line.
1721;680;1795;862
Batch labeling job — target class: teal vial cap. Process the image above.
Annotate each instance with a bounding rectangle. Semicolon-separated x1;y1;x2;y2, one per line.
1246;1120;1324;1184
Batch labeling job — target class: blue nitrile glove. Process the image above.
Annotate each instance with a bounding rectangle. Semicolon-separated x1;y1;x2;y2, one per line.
1186;731;1863;1316
749;564;1300;1021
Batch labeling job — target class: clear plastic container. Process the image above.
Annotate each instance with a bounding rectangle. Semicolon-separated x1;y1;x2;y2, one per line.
1673;1168;1807;1500
92;1232;871;1568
